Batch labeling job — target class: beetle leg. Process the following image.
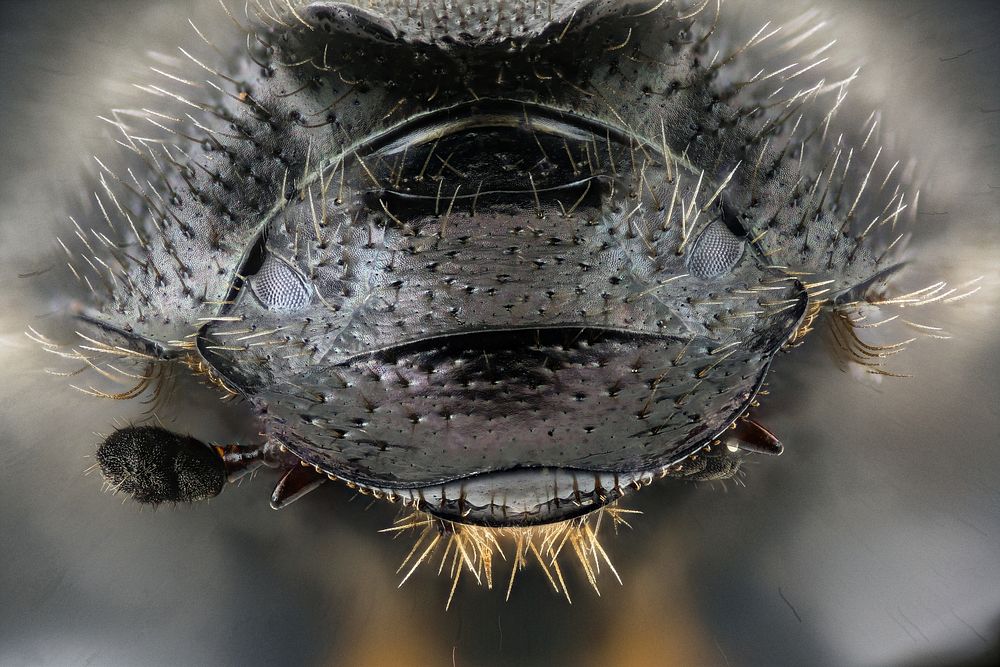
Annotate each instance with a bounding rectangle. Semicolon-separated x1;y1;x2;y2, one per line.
270;465;327;510
729;418;784;456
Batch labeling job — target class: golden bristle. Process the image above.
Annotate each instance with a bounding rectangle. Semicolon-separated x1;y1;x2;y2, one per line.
181;352;240;400
382;504;640;609
26;326;174;408
784;297;826;349
827;308;915;378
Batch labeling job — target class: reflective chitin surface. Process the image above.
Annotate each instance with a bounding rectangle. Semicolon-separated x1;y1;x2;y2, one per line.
57;0;822;527
1;1;998;666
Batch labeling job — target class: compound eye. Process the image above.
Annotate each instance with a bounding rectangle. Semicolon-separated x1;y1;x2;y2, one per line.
249;255;312;311
687;219;745;279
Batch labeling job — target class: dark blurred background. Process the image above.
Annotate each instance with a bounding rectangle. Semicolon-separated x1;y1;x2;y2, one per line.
1;1;998;665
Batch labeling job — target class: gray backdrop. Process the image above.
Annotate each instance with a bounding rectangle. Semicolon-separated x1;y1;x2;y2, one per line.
1;1;998;665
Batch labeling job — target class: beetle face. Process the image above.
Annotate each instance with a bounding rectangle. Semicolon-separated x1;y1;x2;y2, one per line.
38;0;969;599
198;108;807;524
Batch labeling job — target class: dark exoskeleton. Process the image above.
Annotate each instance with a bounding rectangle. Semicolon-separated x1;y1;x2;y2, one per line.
46;1;930;532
